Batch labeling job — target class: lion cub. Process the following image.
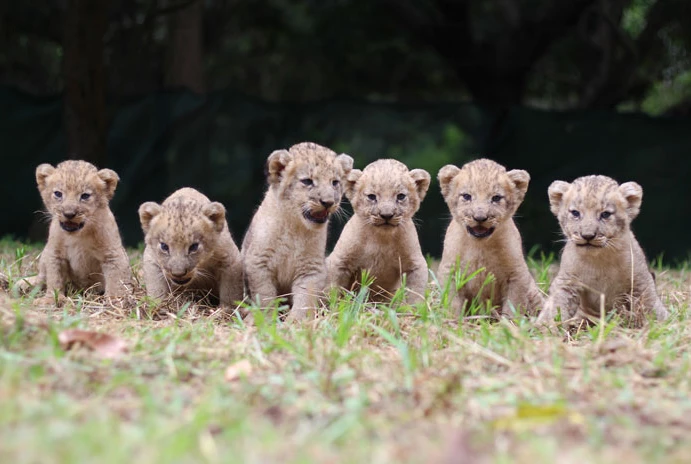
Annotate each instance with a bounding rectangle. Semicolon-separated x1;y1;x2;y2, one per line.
327;159;430;303
139;188;243;309
32;160;131;304
437;159;543;316
536;175;668;324
242;142;353;321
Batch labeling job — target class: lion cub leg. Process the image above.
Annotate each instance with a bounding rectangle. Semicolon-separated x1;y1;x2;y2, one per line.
245;265;280;308
537;276;581;324
503;278;544;317
637;277;669;321
217;259;245;313
141;252;170;300
287;273;326;322
101;250;132;298
35;249;68;306
402;267;428;304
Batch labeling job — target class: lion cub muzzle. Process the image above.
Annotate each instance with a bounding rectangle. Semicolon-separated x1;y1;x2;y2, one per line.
58;203;86;232
303;194;338;224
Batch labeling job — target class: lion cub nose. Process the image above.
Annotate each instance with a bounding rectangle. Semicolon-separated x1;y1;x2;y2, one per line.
63;211;77;220
581;233;596;241
171;269;188;278
320;200;334;209
380;213;394;221
473;214;488;223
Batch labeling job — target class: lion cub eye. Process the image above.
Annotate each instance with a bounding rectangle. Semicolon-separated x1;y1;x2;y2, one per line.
80;193;91;201
159;242;169;253
188;243;200;253
600;211;612;220
332;180;340;188
53;191;63;199
367;194;377;201
570;210;581;219
461;193;472;201
491;195;503;203
301;178;313;186
397;193;407;202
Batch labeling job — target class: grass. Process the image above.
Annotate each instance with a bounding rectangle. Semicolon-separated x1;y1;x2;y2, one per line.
1;237;691;463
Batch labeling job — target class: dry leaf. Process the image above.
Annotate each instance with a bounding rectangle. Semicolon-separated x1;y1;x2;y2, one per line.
58;329;128;359
225;359;253;381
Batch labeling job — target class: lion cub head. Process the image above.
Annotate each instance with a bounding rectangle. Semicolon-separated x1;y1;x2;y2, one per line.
438;158;530;239
345;159;430;227
548;175;642;249
36;160;120;233
139;190;226;285
267;142;353;228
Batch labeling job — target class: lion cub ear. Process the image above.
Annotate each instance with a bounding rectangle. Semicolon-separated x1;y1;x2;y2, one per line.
267;149;293;185
507;169;530;204
409;169;431;201
437;165;461;199
619;181;643;220
345;169;363;200
337;153;354;175
138;202;162;235
36;163;56;190
547;181;571;216
97;169;120;200
202;202;227;232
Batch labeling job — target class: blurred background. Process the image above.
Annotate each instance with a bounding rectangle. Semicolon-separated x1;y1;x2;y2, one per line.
1;0;689;260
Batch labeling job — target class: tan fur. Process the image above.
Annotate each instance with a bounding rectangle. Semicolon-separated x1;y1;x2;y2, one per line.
242;142;353;321
32;160;131;304
537;175;668;324
138;188;243;310
327;159;430;303
437;159;543;316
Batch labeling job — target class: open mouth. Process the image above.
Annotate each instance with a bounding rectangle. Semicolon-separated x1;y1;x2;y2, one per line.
171;277;192;286
60;221;85;232
303;209;330;224
466;225;495;238
576;242;601;248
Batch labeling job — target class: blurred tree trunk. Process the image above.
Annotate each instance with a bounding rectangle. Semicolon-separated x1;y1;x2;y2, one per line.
62;0;107;165
165;0;205;93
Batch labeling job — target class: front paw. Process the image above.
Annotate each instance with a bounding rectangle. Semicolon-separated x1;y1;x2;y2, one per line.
35;293;66;307
284;306;311;323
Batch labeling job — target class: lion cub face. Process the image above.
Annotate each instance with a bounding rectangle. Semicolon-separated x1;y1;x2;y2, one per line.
548;175;642;249
139;195;226;285
267;142;353;228
438;159;530;239
346;159;430;227
36;160;119;233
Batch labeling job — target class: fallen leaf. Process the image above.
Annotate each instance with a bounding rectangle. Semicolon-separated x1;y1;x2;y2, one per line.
58;329;128;359
225;359;253;381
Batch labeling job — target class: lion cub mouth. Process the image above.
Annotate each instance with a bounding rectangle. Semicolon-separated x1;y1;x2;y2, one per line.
303;209;330;224
466;225;495;238
60;221;85;232
170;277;193;286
